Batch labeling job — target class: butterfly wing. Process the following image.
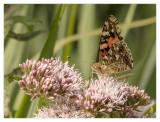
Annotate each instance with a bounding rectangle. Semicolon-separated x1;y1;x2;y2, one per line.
97;15;122;64
93;15;133;75
103;40;133;73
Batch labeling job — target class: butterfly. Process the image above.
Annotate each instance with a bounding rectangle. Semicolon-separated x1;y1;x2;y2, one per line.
91;15;133;76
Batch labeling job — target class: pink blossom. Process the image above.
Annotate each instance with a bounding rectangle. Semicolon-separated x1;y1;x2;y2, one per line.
18;57;83;101
34;99;93;118
76;75;150;118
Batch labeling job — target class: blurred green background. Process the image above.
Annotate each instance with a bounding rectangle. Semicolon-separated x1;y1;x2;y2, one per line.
4;4;156;118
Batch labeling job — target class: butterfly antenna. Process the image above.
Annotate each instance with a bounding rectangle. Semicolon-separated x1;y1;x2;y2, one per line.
67;56;92;64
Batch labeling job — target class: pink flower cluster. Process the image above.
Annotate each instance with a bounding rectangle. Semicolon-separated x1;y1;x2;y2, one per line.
76;76;150;118
18;57;152;118
18;57;83;101
34;98;93;118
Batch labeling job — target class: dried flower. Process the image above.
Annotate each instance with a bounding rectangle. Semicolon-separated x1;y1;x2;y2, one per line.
76;75;150;118
18;57;83;101
34;98;93;118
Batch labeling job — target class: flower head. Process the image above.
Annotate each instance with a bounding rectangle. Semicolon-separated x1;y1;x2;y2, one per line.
34;98;93;118
18;57;83;101
76;75;150;118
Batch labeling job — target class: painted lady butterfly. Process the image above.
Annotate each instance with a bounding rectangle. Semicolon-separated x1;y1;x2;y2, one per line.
91;15;133;76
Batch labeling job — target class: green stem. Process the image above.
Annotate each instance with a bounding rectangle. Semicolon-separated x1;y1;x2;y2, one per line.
62;4;78;62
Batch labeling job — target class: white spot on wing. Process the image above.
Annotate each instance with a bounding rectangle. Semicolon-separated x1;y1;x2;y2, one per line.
111;29;114;33
105;22;109;26
115;55;120;60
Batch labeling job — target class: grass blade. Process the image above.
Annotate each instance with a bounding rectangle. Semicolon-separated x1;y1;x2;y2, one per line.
62;4;78;62
139;41;156;89
121;4;137;40
77;4;96;79
39;4;66;59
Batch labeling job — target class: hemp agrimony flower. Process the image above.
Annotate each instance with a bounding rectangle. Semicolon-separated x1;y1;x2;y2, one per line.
34;98;93;118
18;57;83;101
18;57;152;118
76;76;150;118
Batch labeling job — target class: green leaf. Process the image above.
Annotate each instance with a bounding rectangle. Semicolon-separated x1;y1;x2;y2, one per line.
144;103;156;117
102;114;108;118
9;16;42;32
8;82;20;117
5;74;22;83
14;95;31;118
39;4;66;59
7;30;44;41
4;67;23;83
27;98;39;118
4;24;10;39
